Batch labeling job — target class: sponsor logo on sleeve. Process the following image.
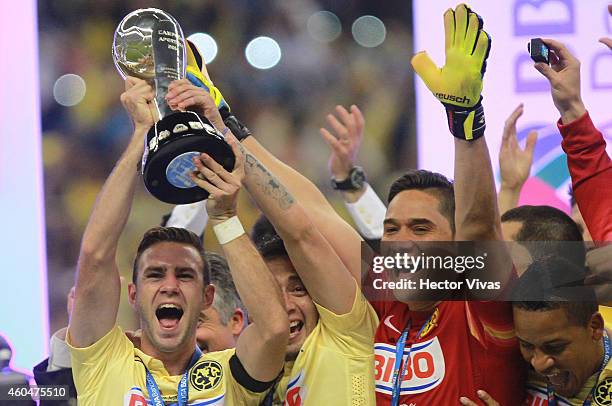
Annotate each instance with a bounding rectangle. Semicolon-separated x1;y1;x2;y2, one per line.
124;387;147;406
284;370;306;406
374;337;445;395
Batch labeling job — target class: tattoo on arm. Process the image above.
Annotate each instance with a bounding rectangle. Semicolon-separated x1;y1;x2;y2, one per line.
242;148;295;210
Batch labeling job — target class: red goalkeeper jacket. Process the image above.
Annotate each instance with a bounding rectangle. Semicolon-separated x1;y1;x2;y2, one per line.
559;112;612;242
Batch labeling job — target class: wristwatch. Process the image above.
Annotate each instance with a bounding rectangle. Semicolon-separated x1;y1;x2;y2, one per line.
331;166;366;191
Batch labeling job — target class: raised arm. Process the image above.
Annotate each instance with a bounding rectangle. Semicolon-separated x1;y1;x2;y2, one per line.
320;105;386;240
190;129;288;382
412;5;512;292
169;49;364;281
242;133;363;282
321;105;367;204
497;104;538;216
167;80;359;314
444;12;514;290
68;78;157;347
412;4;502;241
534;38;612;242
241;144;358;314
454;138;501;240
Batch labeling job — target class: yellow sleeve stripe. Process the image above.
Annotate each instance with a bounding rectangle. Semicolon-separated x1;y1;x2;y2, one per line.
463;110;475;140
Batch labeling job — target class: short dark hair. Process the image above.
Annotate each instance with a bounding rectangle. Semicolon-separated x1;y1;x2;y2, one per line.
501;205;583;242
132;227;209;285
513;301;598;327
512;257;597;327
387;170;455;234
502;205;586;268
251;215;288;260
205;252;246;325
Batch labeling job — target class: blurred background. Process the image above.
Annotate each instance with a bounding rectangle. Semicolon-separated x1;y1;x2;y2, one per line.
38;0;417;336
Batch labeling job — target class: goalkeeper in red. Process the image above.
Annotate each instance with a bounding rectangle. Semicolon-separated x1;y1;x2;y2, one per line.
371;4;525;405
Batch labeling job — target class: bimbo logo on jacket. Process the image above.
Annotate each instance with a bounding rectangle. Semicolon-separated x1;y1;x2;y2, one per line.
374;337;445;395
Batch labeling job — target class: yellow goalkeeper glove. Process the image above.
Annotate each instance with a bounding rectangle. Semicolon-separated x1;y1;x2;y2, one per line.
411;4;491;140
186;40;252;140
186;41;229;112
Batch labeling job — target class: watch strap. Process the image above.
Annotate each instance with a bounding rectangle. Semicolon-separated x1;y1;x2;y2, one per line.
331;167;366;191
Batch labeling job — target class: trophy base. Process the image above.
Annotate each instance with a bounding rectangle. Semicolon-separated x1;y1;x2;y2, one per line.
142;111;235;204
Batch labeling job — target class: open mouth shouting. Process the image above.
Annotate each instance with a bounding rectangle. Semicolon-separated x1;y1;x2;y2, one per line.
289;320;304;341
156;303;184;331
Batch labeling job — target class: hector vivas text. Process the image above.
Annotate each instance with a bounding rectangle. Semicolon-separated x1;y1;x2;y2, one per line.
370;252;502;291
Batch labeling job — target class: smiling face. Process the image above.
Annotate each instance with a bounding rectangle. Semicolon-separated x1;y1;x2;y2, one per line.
383;190;454;308
129;241;212;354
383;190;453;243
266;256;319;362
513;306;604;397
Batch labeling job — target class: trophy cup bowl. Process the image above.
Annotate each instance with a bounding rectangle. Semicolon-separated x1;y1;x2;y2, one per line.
113;8;235;204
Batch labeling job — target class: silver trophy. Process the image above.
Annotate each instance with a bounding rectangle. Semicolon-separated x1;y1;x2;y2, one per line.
113;8;234;204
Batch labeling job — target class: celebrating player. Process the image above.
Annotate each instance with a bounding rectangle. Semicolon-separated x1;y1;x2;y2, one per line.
180;83;378;406
533;39;612;242
162;200;248;353
462;257;610;406
174;40;378;405
66;76;288;405
370;4;525;404
178;8;527;402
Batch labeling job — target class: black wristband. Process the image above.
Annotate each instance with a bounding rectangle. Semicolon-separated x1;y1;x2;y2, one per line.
229;354;279;393
220;107;252;141
443;98;486;141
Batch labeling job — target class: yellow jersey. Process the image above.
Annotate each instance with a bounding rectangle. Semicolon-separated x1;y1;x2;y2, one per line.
525;312;612;406
600;306;612;323
67;325;267;405
272;283;378;405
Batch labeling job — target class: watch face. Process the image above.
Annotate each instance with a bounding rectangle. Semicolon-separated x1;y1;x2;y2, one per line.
331;167;365;190
350;168;365;188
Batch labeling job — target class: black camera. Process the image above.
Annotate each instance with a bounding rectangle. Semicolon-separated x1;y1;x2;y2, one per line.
528;38;550;65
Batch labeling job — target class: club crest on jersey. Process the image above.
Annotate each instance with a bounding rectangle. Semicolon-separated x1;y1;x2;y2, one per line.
419;308;440;339
594;376;612;405
124;387;147;406
189;360;223;391
374;336;445;395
